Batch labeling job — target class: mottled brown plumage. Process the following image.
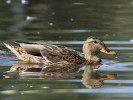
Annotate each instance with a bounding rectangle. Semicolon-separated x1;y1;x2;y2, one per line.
4;37;117;65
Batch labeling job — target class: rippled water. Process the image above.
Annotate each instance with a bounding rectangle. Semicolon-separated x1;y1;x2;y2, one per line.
1;0;133;100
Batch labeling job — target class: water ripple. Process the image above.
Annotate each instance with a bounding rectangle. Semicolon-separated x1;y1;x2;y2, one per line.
72;86;133;93
47;41;133;45
99;62;133;71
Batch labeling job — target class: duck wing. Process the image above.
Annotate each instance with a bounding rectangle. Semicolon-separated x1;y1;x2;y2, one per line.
15;41;44;56
40;44;86;64
15;41;86;64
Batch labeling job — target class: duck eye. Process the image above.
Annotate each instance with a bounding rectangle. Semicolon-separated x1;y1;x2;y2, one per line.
94;41;97;43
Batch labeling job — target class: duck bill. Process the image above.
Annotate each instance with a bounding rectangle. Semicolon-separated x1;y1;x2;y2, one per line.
100;74;116;80
100;47;117;55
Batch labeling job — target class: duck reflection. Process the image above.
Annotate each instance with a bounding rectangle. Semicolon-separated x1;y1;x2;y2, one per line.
5;63;116;88
6;63;81;79
82;65;116;88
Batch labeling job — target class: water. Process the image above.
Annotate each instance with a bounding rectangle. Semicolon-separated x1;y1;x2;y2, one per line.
1;0;133;100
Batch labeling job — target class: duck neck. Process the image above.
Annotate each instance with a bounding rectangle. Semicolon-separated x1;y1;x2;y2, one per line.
83;46;100;64
84;50;98;60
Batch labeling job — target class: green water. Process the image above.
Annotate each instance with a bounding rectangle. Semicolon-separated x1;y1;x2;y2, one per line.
1;0;133;100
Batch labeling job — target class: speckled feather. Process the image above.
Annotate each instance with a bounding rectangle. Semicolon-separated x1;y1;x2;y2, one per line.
40;44;87;64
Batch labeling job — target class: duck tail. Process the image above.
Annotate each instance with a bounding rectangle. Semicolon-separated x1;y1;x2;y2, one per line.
3;42;15;51
3;42;20;56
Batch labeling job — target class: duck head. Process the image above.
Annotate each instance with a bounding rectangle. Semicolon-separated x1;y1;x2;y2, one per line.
83;37;117;60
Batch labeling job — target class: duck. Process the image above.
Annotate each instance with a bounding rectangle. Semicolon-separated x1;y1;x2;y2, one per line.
3;37;117;65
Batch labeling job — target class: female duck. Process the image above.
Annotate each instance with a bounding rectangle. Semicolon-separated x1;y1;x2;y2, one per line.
4;37;117;65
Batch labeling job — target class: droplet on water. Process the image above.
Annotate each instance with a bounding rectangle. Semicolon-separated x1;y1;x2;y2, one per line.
30;86;33;88
20;92;24;95
37;32;40;34
6;0;11;4
11;85;14;88
49;23;53;26
21;0;28;4
52;12;55;15
70;18;74;21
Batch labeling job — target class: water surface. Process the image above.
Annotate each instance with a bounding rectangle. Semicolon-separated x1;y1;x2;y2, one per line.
1;0;133;100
